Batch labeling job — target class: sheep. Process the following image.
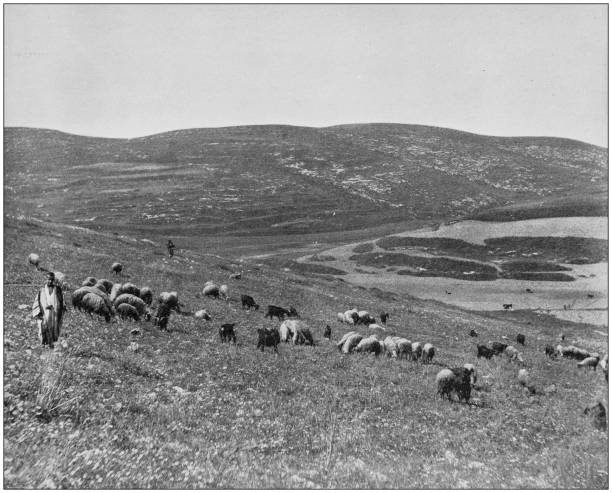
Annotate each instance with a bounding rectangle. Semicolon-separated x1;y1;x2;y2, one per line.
421;343;435;364
154;303;172;330
257;327;280;352
368;323;385;331
119;283;140;297
342;333;364;354
463;363;477;384
578;355;600;371
116;303;140;322
504;345;524;363
81;293;113;322
469;329;479;337
343;309;359;325
337;312;346;323
219;284;229;300
383;337;399;358
323;325;332;339
82;277;97;287
517;369;529;387
436;368;472;403
516;333;526;346
411;342;423;361
584;401;607;431
280;320;312;345
477;344;494;359
113;293;146;316
380;312;389;324
396;338;412;360
241;295;259;310
293;326;314;346
71;286;113;314
158;291;180;311
337;331;358;351
491;342;508;355
545;344;557;359
28;253;41;270
279;320;296;343
219;323;237;344
139;286;153;305
194;309;211;320
229;272;242;280
203;284;220;298
558;345;592;360
355;336;382;356
111;262;123;276
356;310;375;325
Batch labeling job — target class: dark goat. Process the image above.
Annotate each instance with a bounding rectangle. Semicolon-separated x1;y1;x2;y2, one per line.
288;306;299;318
503;304;513;310
257;327;280;352
219;323;237;344
154;303;172;331
265;305;290;321
491;342;508;355
380;312;389;324
477;344;494;359
323;325;332;339
516;333;526;346
469;329;479;337
545;344;557;359
438;368;472;403
584;402;607;431
241;294;259;310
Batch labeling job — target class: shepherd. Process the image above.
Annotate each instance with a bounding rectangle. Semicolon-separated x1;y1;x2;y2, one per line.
32;271;67;349
167;239;175;258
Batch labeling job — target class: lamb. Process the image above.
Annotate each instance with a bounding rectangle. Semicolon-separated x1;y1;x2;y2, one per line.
411;342;423;361
477;344;494;359
355;336;382;356
436;367;472;403
111;262;123;276
116;303;140;322
139;286;153;305
28;253;41;270
203;283;220;298
578;355;600;371
82;277;97;287
194;309;211;320
516;333;526;346
279;320;296;343
241;295;259;310
219;323;237;344
341;333;364;354
337;312;346;323
113;293;146;316
421;343;435;364
257;327;280;352
81;292;113;322
323;325;332;339
219;284;229;300
337;331;358;351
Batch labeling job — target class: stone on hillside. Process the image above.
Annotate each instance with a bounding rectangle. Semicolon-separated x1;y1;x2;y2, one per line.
18;304;28;310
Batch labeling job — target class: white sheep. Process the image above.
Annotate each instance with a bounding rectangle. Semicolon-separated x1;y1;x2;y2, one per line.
337;331;358;351
203;283;220;298
396;338;412;360
80;292;113;322
219;284;229;300
342;333;363;354
504;345;524;363
194;309;211;320
113;293;146;315
422;343;435;364
343;309;359;325
355;335;382;356
578;355;600;371
28;253;40;270
518;369;529;386
383;336;399;358
368;323;385;331
116;303;140;321
337;312;345;323
280;319;298;343
411;342;423;361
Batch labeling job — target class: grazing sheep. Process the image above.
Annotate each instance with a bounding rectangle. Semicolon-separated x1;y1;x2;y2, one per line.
343;309;359;325
219;323;237;344
28;253;41;270
491;342;508;355
545;344;557;359
383;337;399;358
357;310;375;325
422;343;435;364
355;336;382;356
158;291;180;311
241;295;259;310
265;305;290;321
337;312;346;323
516;333;526;346
504;345;524;363
323;325;332;339
517;369;529;387
139;286;153;305
396;338;412;360
578;355;600;371
463;364;477;384
203;284;220;298
219;284;229;300
436;368;472;403
111;262;123;276
116;303;140;322
477;344;494;359
194;309;211;320
558;345;592;360
82;277;97;287
337;331;358;351
342;333;364;354
411;342;423;361
368;323;385;331
257;327;280;352
380;312;389;324
293;326;314;346
154;303;172;330
469;329;479;337
229;272;242;280
81;293;113;322
119;283;141;298
72;286;113;314
113;293;146;316
584;402;607;431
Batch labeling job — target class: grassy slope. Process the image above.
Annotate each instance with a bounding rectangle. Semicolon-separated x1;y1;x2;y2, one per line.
3;216;608;488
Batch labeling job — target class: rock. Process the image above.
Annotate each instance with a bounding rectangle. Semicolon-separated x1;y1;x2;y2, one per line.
18;304;28;310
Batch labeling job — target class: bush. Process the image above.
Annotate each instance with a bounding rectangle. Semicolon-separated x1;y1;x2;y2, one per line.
353;243;374;253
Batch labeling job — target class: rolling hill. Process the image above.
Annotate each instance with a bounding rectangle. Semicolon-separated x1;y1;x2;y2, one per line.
4;124;607;237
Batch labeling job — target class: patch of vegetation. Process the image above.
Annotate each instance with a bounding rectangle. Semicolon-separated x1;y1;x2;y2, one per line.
500;272;576;282
377;236;490;259
284;261;347;276
500;260;571;272
397;269;498;281
353;243;375;253
485;237;608;264
308;254;336;262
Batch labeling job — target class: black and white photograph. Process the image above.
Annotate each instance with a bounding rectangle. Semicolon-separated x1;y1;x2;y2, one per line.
3;3;608;489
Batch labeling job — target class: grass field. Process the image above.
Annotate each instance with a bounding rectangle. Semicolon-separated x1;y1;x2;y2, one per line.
3;214;608;488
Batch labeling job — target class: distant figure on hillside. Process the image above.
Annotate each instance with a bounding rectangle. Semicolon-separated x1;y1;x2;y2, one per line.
31;271;67;349
167;240;175;258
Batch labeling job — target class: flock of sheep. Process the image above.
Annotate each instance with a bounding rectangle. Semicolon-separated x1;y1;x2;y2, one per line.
28;253;607;426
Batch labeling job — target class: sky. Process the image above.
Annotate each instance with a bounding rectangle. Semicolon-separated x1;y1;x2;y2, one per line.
3;4;608;146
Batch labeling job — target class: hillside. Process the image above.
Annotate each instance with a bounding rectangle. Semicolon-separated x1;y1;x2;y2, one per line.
3;214;608;488
4;125;607;237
